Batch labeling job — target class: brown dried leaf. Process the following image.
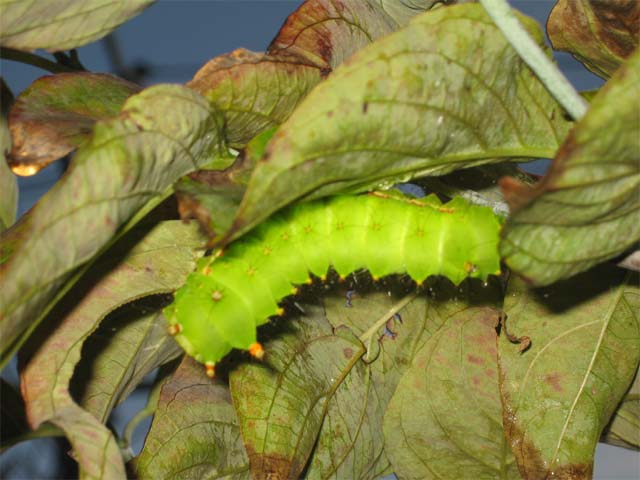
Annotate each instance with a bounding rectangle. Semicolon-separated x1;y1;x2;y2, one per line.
187;49;321;149
8;72;140;175
187;0;442;150
547;0;640;78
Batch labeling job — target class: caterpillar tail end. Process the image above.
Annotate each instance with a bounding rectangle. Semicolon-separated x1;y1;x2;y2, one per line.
205;362;216;378
249;342;265;360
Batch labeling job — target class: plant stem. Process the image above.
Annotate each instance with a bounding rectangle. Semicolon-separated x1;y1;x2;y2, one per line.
359;292;418;344
479;0;588;120
0;47;80;74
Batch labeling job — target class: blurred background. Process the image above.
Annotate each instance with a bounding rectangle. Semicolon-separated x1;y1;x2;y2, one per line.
1;1;637;478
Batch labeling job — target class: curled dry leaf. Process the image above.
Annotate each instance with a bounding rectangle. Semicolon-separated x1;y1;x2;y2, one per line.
267;0;433;70
186;0;442;151
547;0;640;78
8;72;140;176
187;49;322;149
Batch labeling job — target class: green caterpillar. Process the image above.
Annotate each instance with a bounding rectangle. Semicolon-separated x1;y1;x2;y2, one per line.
164;192;501;377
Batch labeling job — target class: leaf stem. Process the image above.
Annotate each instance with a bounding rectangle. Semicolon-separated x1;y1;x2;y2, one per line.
479;0;588;120
358;292;418;344
0;47;81;74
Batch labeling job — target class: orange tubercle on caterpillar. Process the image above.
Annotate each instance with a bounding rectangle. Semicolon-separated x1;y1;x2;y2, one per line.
205;362;216;378
464;261;478;274
249;342;265;360
168;323;182;336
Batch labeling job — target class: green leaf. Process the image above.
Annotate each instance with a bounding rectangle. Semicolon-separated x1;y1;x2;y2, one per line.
601;366;639;450
304;284;435;479
498;267;640;477
500;48;640;286
70;298;183;424
383;292;517;479
547;0;639;79
135;356;250;480
229;308;364;480
0;78;17;231
0;84;225;368
304;360;390;479
8;72;140;174
18;221;204;478
229;3;571;240
0;0;154;51
45;405;128;480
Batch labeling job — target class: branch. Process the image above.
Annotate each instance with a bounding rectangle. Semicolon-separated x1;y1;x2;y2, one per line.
359;292;418;344
479;0;588;120
1;47;80;74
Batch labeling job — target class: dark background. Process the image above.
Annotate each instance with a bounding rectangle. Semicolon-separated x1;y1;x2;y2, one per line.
1;1;637;478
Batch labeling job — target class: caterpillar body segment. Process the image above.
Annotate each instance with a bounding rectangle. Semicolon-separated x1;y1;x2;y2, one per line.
165;193;502;375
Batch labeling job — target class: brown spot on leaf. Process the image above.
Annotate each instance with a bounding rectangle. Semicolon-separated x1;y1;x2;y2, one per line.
467;354;485;365
343;347;354;359
501;387;549;479
498;176;537;213
266;2;334;70
543;372;564;393
319;67;332;78
551;463;594;479
245;446;298;480
499;132;579;215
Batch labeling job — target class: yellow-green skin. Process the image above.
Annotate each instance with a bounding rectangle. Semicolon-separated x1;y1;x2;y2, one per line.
164;193;501;369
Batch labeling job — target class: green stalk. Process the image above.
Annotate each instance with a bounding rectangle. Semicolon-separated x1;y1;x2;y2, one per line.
479;0;588;120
